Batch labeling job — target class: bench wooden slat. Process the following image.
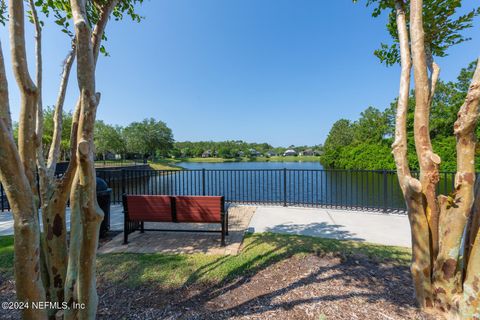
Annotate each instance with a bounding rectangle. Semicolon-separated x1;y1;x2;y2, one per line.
175;196;223;223
126;195;173;222
123;194;227;246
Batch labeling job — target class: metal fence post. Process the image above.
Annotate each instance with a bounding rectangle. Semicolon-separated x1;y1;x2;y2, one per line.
383;170;387;213
202;168;206;196
283;168;287;207
121;169;126;195
0;184;4;212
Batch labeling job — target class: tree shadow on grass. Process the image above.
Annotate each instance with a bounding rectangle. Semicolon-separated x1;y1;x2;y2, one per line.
176;234;414;319
96;232;414;319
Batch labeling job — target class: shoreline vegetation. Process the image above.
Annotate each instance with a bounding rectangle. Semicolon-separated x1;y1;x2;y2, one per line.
95;156;320;170
176;155;322;163
95;156;322;171
321;61;478;171
154;155;322;170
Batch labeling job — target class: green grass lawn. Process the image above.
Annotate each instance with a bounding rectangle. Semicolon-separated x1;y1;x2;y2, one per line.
148;159;183;171
94;159;182;171
0;236;14;277
251;156;321;162
0;233;410;288
177;157;241;163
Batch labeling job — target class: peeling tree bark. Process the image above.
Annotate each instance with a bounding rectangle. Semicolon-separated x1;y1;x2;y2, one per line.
410;2;442;269
433;61;480;311
64;1;119;318
0;0;125;319
9;0;39;197
0;42;47;320
4;2;48;319
39;49;76;317
391;1;480;318
47;47;76;176
456;60;480;318
391;0;432;308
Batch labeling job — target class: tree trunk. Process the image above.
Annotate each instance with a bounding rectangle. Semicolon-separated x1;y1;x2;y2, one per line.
392;1;480;317
66;0;118;317
410;0;441;270
3;2;48;319
391;0;433;308
0;1;124;319
0;120;47;320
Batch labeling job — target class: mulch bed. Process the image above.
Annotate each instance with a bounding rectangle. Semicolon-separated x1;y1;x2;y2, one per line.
95;253;431;320
0;251;433;319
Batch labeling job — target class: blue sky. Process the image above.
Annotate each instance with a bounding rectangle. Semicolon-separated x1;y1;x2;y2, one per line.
1;0;479;146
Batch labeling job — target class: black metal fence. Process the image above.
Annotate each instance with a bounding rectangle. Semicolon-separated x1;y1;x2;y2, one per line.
1;169;458;213
97;169;459;213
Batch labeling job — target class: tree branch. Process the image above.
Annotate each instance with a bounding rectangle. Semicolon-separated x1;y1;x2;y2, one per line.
392;0;414;190
59;107;79;190
47;45;76;177
426;47;440;107
410;0;440;263
392;0;432;308
9;0;38;192
456;59;480;315
0;41;12;134
58;0;117;185
67;1;113;317
92;0;119;65
435;58;480;308
465;174;480;270
27;0;50;198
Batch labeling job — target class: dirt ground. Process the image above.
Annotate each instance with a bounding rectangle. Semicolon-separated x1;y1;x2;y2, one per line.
0;250;432;320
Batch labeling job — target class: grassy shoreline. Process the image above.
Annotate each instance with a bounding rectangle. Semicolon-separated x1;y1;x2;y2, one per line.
175;156;322;163
148;160;183;170
94;156;322;171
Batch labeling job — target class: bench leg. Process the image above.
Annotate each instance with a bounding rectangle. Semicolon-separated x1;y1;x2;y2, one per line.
123;230;128;245
140;221;145;233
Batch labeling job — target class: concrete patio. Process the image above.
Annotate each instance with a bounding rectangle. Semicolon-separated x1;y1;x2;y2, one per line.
0;204;411;254
99;205;256;255
250;206;411;247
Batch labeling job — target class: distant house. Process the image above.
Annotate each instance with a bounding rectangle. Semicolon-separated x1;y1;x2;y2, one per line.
98;151;119;160
237;151;245;157
202;150;212;158
266;151;277;157
283;149;297;156
299;149;315;156
105;151;117;160
249;149;262;157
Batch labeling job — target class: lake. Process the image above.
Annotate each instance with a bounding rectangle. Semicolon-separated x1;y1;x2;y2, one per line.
96;161;456;213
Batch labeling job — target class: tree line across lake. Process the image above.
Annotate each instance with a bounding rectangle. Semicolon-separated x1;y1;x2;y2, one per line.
13;115;322;161
321;60;479;171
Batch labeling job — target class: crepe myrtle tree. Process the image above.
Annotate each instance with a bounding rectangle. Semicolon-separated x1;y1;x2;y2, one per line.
0;0;143;319
357;0;480;318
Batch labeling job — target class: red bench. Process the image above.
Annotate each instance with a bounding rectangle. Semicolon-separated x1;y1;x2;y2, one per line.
122;194;228;246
